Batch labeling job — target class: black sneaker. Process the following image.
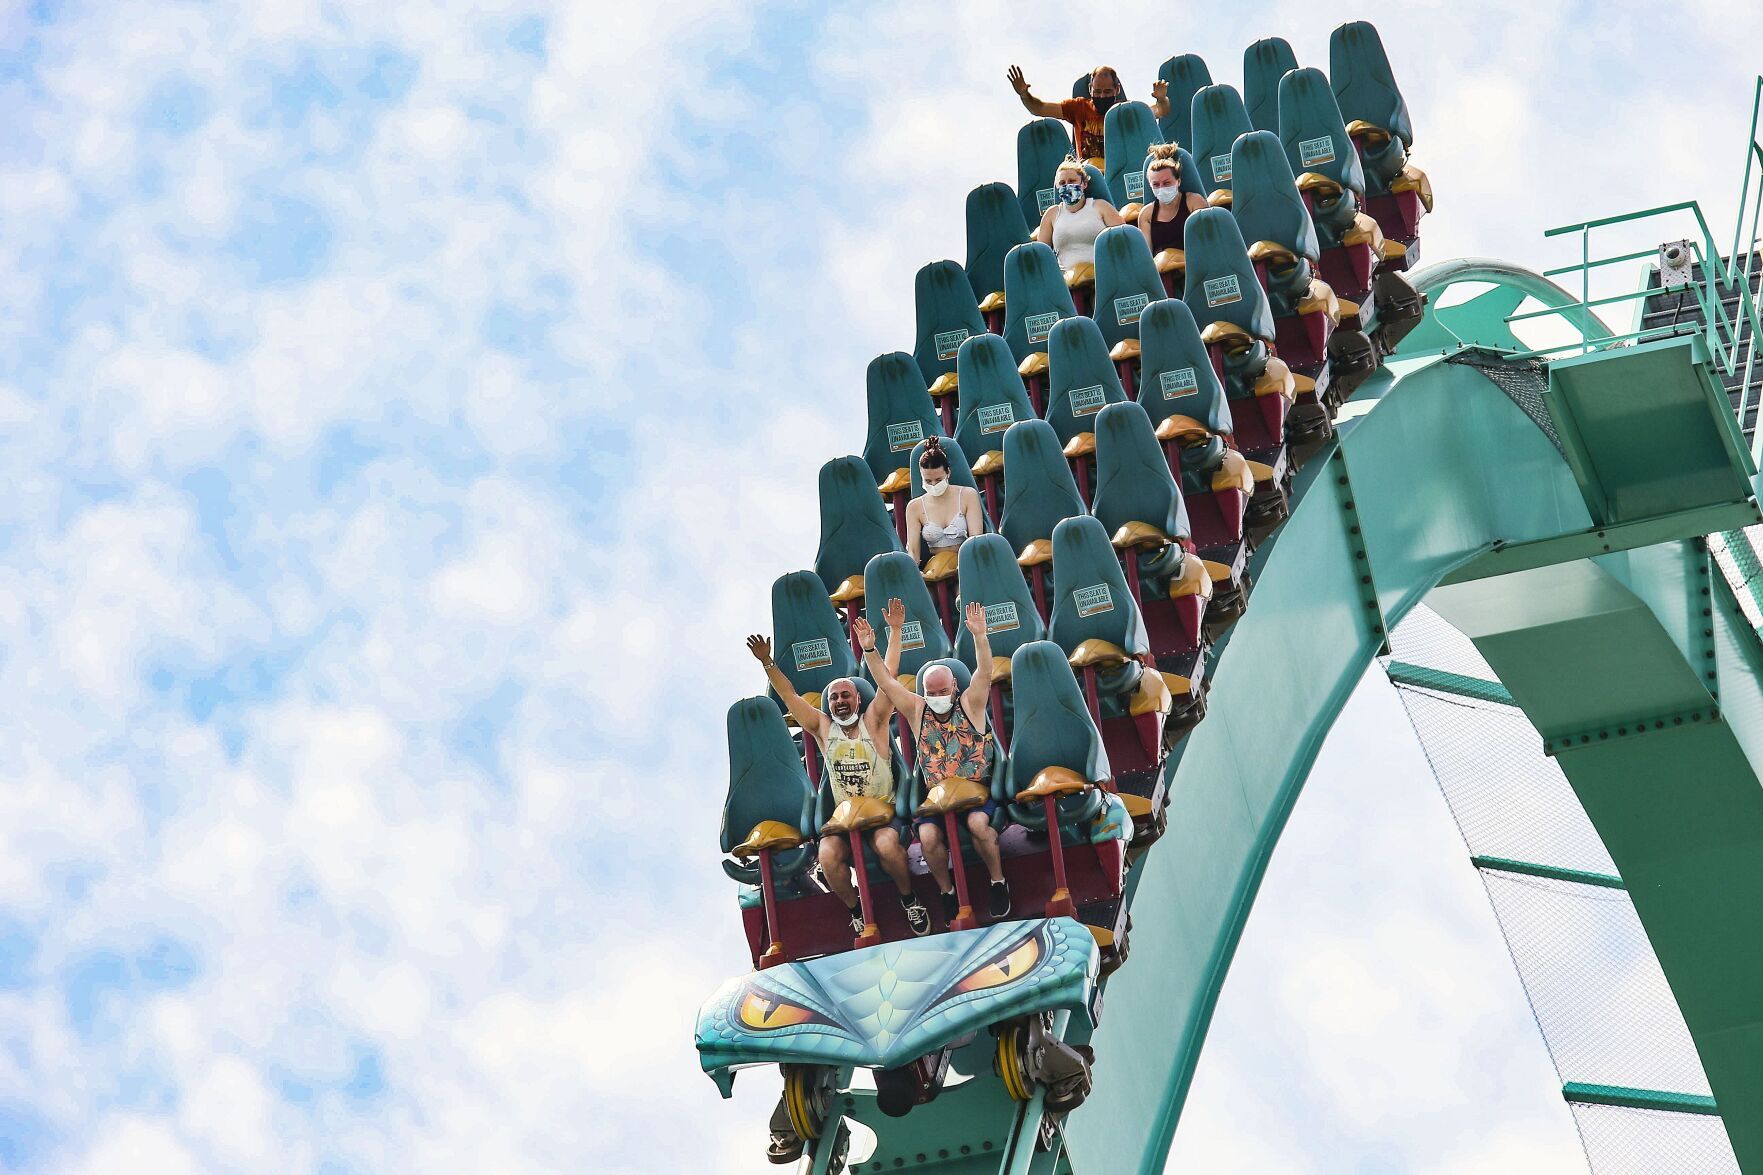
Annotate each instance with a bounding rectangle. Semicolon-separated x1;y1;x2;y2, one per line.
901;894;930;936
939;889;959;925
988;879;1012;919
846;904;866;936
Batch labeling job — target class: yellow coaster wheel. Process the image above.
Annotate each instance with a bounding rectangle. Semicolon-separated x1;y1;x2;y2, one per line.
782;1063;835;1141
994;1021;1033;1103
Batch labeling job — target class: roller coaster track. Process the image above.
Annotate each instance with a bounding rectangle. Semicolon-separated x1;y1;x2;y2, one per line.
811;256;1763;1173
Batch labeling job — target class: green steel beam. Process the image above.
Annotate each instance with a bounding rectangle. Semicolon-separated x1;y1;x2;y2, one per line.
1440;500;1763;585
1385;661;1514;705
1562;1082;1720;1116
1057;327;1763;1171
1471;855;1626;890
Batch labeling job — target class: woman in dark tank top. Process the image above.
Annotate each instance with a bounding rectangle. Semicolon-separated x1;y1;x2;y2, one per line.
1137;143;1210;256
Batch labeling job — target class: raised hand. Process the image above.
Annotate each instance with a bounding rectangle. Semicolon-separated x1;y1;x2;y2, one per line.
745;634;773;664
964;601;988;637
883;597;906;630
1151;79;1168;102
853;615;877;652
1007;65;1029;95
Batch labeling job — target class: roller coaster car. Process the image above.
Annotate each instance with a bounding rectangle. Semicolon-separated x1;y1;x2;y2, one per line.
767;571;860;770
1182;206;1318;494
1190;83;1253;209
1093;225;1168;400
913;260;989;434
1045;316;1129;503
1090;401;1221;646
998;419;1087;621
1155;52;1213;150
1015;117;1076;232
1001;241;1077;415
1330;21;1427;260
1048;516;1191;809
816;455;905;657
695;916;1103;1142
965;182;1031;334
1132;299;1257;569
954;334;1035;528
1243;36;1299;135
863;352;946;543
1229;129;1341;373
720;699;825;968
1102;100;1162;217
952;533;1050;743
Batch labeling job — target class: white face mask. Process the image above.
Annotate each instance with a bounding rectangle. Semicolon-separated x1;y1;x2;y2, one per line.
1152;185;1180;205
924;695;955;716
830;705;859;726
923;479;949;498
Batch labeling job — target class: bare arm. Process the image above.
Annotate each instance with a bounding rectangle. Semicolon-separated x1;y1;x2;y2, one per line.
853;612;896;731
1097;201;1126;228
747;635;826;739
1137;204;1154;245
1151;79;1171;122
905;498;924;561
961;487;984;540
1008;65;1065;119
865;643;923;727
960;602;992;725
1035;206;1056;247
1185;192;1207;214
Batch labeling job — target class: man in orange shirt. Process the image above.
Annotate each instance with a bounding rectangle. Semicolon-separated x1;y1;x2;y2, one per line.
1007;64;1173;168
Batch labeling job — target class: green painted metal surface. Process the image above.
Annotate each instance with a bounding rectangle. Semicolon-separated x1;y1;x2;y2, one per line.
1056;326;1761;1171
1563;1082;1721;1115
1385;660;1514;705
1471;855;1625;890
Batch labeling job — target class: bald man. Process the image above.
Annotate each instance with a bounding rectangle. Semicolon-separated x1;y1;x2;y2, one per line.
747;599;931;937
865;601;1011;923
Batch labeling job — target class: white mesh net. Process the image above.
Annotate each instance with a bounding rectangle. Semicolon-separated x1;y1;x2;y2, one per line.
1569;1103;1740;1175
1385;605;1734;1174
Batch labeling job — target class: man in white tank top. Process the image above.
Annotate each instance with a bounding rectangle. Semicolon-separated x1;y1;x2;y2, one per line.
747;599;931;936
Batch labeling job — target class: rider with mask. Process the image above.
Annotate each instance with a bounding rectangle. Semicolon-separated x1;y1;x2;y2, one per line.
1033;157;1124;269
863;602;1011;924
904;437;985;565
1006;63;1172;169
746;599;932;937
1136;143;1208;253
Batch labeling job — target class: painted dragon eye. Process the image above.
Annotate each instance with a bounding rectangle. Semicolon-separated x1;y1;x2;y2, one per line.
951;934;1042;995
737;989;820;1031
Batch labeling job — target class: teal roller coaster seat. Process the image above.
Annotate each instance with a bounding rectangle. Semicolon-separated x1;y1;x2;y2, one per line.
1230;129;1321;315
906;435;979;498
1243;36;1299;134
1001;241;1078;364
1189;84;1253;202
1016;118;1075;228
720;698;818;892
815;455;904;599
953;533;1048;668
912;260;988;390
1155;53;1212;148
1045;316;1128;448
1329;20;1411;196
1092;225;1167;352
1102;100;1163;207
1089;401;1190;599
1048;515;1148;715
861;351;944;487
999;419;1086;565
1081;162;1114;208
863;551;954;683
965;182;1031;308
769;570;859;703
1135;299;1232;436
955;333;1037;465
1182;208;1277;343
1278;66;1364;243
1000;641;1111;835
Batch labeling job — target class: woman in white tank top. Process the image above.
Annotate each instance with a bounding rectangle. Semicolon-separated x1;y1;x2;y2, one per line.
1035;157;1125;268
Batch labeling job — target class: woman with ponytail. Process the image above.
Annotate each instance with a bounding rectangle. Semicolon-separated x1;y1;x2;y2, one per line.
904;437;984;563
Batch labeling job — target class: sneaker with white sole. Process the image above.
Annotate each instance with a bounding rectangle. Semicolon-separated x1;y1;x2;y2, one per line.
901;894;930;936
846;905;866;936
988;879;1012;919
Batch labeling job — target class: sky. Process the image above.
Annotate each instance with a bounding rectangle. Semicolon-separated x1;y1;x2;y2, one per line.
1;1;1761;1172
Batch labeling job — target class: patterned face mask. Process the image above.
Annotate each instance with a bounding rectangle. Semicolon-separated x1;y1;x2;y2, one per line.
1056;183;1085;205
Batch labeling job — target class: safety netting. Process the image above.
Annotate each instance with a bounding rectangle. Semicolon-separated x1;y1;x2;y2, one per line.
1384;604;1738;1173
